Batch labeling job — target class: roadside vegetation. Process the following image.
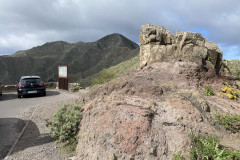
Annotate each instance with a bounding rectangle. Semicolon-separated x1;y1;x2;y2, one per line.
69;83;81;92
215;113;240;133
45;104;82;153
173;134;240;160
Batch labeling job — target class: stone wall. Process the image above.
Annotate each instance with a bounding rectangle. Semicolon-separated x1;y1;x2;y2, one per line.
2;82;82;92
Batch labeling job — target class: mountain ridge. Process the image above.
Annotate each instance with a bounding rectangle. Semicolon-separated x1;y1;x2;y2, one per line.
0;33;139;84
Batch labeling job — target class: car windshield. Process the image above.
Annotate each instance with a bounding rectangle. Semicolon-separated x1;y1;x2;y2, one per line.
20;78;41;84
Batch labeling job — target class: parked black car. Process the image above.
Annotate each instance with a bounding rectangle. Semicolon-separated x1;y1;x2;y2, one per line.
17;76;46;98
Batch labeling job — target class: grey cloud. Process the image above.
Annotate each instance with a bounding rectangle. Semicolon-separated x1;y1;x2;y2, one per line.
0;0;239;59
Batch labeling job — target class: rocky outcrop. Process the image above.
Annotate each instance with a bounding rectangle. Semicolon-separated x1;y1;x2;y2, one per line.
76;62;240;159
139;24;223;77
223;60;240;79
74;25;240;159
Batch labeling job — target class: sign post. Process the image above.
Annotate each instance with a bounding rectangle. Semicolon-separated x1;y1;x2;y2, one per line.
58;65;68;90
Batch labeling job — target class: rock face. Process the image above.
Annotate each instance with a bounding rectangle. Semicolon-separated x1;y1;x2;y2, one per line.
76;62;240;159
139;24;223;77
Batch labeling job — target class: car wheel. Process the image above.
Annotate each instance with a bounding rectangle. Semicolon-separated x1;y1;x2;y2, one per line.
43;92;46;96
0;92;2;96
18;94;21;98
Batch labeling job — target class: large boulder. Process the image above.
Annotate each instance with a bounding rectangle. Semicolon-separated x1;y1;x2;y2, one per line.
139;24;223;77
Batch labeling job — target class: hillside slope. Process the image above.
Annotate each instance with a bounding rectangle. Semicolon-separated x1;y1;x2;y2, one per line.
77;55;139;88
0;33;139;84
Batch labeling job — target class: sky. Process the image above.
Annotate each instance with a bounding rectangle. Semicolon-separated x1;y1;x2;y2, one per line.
0;0;240;60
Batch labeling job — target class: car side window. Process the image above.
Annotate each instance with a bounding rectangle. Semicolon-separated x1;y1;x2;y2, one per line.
20;80;25;84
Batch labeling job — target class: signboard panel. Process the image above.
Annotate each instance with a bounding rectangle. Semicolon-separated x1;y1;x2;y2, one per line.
58;66;68;78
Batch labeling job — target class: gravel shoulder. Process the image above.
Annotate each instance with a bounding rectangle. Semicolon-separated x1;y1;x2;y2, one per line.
4;91;79;160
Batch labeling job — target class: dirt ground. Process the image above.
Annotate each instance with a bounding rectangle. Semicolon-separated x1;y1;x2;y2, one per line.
3;92;79;160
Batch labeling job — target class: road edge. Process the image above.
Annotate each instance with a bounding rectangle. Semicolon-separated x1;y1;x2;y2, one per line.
4;105;39;160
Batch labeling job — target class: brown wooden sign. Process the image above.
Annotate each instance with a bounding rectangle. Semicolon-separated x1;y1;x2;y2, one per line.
58;65;68;90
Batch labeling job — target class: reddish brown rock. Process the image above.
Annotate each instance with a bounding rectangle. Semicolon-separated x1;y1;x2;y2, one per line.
76;61;240;159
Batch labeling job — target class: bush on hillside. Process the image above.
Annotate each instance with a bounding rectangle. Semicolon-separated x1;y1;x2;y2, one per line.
189;134;240;159
203;86;214;96
215;113;240;133
69;83;81;92
92;68;115;85
173;134;240;159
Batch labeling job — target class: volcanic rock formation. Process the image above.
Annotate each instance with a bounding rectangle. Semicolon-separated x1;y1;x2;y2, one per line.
139;24;223;78
75;25;240;159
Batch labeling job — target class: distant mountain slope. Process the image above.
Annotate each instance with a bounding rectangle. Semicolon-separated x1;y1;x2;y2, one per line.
77;55;139;88
0;33;139;84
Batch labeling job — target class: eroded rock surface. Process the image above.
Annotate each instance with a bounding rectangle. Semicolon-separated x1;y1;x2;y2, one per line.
76;62;240;160
139;24;223;77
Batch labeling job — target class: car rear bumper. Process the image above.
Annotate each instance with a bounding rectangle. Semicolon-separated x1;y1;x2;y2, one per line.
17;88;46;96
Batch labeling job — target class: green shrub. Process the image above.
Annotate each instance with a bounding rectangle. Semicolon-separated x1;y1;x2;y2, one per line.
69;83;81;92
206;54;211;61
215;113;240;133
45;104;82;151
223;82;229;86
172;134;240;159
173;152;186;160
92;68;115;85
203;86;214;96
190;134;240;160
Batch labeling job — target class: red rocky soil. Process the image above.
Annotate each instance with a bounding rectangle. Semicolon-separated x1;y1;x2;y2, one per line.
75;61;240;160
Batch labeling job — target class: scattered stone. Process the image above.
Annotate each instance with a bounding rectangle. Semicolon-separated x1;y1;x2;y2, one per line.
149;147;157;156
201;102;211;112
108;153;117;160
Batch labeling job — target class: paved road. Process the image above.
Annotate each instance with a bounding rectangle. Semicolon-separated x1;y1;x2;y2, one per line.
0;89;77;118
0;89;79;159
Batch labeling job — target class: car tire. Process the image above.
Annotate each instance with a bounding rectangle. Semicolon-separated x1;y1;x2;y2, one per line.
43;92;46;96
17;94;21;98
0;92;2;96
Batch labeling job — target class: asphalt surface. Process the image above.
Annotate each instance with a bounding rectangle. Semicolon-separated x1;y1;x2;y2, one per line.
0;89;78;160
0;90;62;118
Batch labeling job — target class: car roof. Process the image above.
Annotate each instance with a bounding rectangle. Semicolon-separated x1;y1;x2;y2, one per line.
20;76;41;79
